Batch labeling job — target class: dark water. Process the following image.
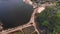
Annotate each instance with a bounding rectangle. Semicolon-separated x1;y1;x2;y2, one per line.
0;0;33;29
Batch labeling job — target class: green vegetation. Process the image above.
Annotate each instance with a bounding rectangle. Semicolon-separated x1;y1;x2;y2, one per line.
17;31;22;34
56;13;60;17
34;32;38;34
37;2;60;34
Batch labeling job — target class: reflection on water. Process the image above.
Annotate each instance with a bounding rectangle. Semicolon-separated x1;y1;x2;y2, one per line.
0;0;33;29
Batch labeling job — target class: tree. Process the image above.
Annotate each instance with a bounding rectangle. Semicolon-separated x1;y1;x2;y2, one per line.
36;5;60;34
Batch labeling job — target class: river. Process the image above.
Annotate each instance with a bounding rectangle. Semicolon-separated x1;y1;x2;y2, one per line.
0;0;33;29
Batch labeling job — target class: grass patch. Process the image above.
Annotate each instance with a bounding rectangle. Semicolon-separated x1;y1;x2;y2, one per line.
56;13;60;17
33;32;38;34
17;31;22;34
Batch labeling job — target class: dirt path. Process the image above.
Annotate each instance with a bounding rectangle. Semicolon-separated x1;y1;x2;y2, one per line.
0;0;54;34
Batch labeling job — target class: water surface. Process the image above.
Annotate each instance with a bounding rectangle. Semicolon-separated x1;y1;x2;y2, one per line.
0;0;33;29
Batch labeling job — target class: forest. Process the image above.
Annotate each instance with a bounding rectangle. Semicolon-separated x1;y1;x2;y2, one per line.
36;0;60;34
